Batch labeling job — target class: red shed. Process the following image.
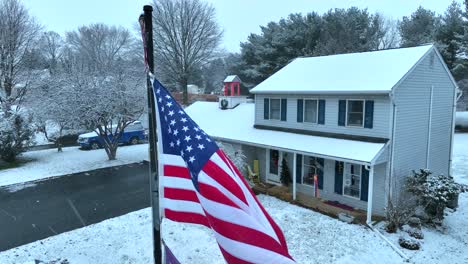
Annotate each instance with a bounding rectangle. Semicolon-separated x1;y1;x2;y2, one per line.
223;75;241;96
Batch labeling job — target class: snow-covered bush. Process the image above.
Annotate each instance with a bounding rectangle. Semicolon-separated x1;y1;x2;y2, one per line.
217;141;247;177
406;169;465;223
0;112;34;162
398;234;421;250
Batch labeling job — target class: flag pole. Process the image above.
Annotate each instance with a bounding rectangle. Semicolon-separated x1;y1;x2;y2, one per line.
140;5;162;264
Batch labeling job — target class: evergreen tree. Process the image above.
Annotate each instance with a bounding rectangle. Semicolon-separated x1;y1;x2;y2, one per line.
435;1;465;72
280;158;292;186
239;8;387;87
399;6;440;47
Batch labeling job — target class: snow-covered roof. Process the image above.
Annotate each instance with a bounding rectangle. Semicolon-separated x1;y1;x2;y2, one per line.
224;75;241;83
185;102;386;163
250;45;434;94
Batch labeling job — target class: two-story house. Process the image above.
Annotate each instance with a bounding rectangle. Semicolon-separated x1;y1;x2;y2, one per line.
185;44;458;223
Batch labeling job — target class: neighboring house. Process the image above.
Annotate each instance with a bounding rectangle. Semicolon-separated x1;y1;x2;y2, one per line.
187;84;205;95
185;45;458;222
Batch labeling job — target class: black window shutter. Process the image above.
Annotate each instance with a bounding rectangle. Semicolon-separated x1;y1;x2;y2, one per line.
334;161;343;194
338;100;346;126
281;99;287;121
297;99;304;123
364;100;374;128
318;100;326;124
296;154;302;183
264;98;269;120
317;158;324;189
361;166;369;202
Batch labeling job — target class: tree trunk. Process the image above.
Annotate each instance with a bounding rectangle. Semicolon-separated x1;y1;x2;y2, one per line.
107;144;118;160
181;77;189;106
57;127;63;152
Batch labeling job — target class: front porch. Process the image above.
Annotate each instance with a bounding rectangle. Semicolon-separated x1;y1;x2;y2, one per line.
252;184;378;224
237;142;389;223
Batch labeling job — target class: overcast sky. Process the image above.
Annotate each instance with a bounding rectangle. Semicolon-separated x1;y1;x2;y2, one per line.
23;0;460;52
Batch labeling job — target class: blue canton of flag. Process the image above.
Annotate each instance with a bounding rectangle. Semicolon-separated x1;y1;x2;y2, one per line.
153;79;218;190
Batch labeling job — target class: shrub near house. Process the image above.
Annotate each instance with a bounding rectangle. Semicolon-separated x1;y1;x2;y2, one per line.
77;121;146;150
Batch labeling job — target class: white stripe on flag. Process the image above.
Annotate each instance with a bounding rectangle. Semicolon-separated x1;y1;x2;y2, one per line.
162;198;205;215
210;152;279;243
161;176;195;191
196;191;277;237
214;231;295;264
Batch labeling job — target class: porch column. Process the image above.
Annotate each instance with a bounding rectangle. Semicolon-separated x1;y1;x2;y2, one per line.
366;165;375;224
293;152;297;200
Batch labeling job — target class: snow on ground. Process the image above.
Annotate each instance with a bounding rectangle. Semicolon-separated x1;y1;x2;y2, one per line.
0;134;466;263
0;195;400;264
0;208;153;264
452;133;468;185
0;144;148;189
455;112;468;129
33;132;52;146
379;133;468;263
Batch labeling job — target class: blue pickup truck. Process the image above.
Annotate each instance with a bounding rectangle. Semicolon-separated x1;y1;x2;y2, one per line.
77;121;147;150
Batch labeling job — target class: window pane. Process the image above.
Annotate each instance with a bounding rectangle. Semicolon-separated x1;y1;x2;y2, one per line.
270;99;281;120
347;101;363;126
269;149;279;174
304;100;318;123
343;163;361;198
348;100;363;112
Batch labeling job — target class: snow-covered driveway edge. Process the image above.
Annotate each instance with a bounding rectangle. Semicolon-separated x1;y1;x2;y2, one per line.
0;144;149;189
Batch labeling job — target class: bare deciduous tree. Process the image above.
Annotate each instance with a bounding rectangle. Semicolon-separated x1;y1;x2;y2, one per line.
377;16;401;49
0;0;41;115
152;0;222;105
39;31;63;75
64;24;145;160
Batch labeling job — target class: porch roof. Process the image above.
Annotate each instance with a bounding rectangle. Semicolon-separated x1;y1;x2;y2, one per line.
185;102;386;164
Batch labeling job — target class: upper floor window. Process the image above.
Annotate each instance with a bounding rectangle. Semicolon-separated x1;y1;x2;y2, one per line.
304;100;318;123
264;98;287;121
297;99;326;124
338;100;374;128
347;100;364;127
270;99;281;120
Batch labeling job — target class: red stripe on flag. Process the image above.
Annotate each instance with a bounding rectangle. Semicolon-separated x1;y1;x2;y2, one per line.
164;209;209;227
237;174;290;251
164;187;199;203
164;165;191;179
204;211;292;258
202;159;248;205
219;246;253;264
198;182;241;210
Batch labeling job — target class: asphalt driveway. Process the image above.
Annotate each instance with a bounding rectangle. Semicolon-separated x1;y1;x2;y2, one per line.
0;162;150;252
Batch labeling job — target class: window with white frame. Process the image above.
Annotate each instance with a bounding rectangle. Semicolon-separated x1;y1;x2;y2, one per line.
304;99;318;123
343;163;361;198
302;156;320;186
347;100;364;127
269;99;281;120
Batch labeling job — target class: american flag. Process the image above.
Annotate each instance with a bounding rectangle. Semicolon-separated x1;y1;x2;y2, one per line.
153;79;295;263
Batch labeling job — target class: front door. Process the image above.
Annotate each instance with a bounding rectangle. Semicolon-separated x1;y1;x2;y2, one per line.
267;149;281;183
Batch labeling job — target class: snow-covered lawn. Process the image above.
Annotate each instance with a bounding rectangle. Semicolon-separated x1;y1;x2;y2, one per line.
0;134;467;263
0;144;148;190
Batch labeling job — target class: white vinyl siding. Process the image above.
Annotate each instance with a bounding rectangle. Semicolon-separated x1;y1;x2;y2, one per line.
255;95;390;138
392;49;455;192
